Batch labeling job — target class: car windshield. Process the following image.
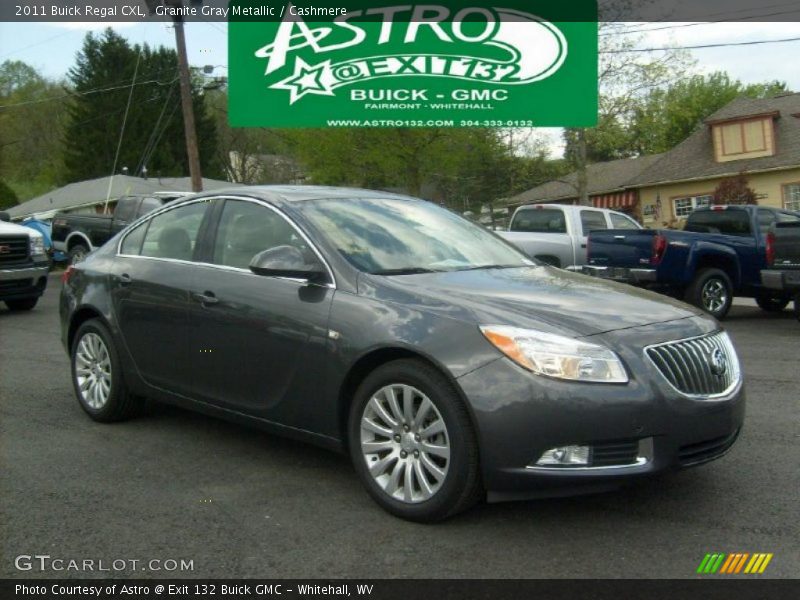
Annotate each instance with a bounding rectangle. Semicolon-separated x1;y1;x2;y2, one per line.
301;197;533;274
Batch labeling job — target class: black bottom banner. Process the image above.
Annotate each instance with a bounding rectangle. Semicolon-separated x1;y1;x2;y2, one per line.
2;579;798;600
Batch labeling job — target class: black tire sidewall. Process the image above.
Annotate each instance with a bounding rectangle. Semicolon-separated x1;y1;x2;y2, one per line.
755;293;790;312
69;245;89;264
70;319;126;421
689;268;733;319
348;359;478;522
5;298;38;311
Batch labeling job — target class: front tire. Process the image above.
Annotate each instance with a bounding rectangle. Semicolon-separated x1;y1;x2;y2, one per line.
755;293;790;313
71;319;143;422
685;268;733;320
5;297;38;311
348;359;482;522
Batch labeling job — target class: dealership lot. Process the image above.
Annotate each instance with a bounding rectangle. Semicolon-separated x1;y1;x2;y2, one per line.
1;274;797;579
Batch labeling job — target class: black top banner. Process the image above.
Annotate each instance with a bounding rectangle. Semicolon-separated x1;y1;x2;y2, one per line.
2;0;800;22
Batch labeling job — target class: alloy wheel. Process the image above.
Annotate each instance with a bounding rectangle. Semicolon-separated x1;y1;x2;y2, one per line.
360;384;450;504
701;279;728;313
74;332;113;409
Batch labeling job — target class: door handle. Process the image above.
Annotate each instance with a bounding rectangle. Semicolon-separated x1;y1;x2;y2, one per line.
118;273;132;285
580;243;587;249
614;235;626;240
192;291;219;305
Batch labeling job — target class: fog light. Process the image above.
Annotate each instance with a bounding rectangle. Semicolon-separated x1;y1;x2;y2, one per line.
535;445;590;466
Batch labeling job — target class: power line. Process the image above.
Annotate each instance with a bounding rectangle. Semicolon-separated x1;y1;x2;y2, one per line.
602;10;800;36
601;1;800;34
601;36;800;53
0;74;179;109
105;50;142;209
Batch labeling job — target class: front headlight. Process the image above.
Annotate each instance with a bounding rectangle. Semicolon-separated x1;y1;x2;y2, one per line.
29;236;46;257
480;325;628;383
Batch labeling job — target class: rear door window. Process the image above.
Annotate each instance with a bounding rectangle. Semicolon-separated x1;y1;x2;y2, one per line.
685;209;752;236
756;209;777;234
113;197;139;223
580;210;608;236
136;197;163;218
610;212;641;230
509;208;567;233
140;202;210;261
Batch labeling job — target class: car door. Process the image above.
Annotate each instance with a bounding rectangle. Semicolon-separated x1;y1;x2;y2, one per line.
187;197;335;430
111;199;213;397
576;209;608;265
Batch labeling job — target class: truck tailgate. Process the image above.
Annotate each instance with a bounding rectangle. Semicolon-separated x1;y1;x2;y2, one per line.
773;222;800;267
588;229;658;269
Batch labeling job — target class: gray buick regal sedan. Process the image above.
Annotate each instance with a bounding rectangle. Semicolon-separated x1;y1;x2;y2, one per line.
60;187;744;521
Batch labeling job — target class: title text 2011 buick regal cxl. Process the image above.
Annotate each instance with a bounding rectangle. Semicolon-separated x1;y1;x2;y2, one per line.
59;187;745;521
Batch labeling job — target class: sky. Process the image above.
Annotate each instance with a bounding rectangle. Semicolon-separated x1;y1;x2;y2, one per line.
1;19;799;157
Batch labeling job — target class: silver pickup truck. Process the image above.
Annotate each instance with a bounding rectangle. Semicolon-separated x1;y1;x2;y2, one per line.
497;204;642;269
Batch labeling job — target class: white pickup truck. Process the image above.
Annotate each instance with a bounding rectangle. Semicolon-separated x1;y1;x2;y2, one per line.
0;212;50;311
497;204;642;269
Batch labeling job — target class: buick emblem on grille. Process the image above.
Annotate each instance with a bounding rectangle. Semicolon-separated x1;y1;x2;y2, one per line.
709;348;728;377
0;244;11;255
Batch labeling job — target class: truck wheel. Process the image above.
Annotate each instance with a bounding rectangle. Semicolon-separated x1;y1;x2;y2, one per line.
755;293;790;313
69;244;89;264
71;318;144;422
685;268;733;320
794;295;800;322
5;298;38;311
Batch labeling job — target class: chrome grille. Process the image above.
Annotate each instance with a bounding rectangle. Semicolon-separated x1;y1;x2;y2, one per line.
0;235;29;265
646;332;740;397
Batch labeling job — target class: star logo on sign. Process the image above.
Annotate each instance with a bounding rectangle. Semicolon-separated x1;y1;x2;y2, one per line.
271;58;335;104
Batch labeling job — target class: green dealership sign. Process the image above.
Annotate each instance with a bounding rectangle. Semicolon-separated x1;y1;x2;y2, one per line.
229;2;597;127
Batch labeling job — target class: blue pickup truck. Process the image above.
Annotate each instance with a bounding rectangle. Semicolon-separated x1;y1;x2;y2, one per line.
584;205;800;319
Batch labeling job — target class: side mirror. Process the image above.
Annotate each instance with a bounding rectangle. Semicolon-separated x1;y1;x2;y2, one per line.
0;212;10;222
249;245;327;283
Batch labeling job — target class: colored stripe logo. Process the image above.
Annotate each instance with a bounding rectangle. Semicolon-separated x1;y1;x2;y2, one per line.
697;553;773;574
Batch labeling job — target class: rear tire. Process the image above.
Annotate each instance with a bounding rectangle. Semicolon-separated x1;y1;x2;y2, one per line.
5;297;38;311
685;268;733;320
348;359;482;522
755;293;790;313
69;244;89;264
794;295;800;322
71;319;144;422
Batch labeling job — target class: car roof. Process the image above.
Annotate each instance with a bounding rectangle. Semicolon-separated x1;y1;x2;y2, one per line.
193;185;421;204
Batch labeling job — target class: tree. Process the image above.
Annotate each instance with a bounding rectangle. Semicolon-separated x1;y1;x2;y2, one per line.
63;29;221;183
0;178;19;209
0;60;68;198
564;21;694;204
630;73;787;155
712;172;758;205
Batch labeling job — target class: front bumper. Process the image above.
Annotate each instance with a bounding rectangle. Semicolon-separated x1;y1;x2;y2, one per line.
456;318;745;501
0;262;50;301
582;265;657;284
761;268;800;292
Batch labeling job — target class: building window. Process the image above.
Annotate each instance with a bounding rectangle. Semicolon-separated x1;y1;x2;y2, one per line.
785;184;800;211
674;194;712;218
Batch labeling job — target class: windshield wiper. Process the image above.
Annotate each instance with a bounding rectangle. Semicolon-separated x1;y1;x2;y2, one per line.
369;267;441;276
456;264;527;272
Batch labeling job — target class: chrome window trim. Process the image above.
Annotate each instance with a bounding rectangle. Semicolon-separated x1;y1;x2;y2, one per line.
116;194;337;289
643;331;742;400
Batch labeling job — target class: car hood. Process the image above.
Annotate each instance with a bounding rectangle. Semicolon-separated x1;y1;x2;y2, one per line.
0;220;40;239
360;266;705;338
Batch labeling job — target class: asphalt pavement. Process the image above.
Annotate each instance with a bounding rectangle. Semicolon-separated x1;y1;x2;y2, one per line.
1;274;798;579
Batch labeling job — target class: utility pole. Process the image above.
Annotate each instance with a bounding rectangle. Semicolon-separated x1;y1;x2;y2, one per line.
173;13;203;192
145;1;203;192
